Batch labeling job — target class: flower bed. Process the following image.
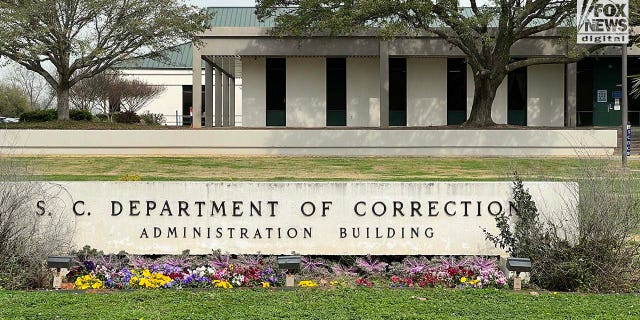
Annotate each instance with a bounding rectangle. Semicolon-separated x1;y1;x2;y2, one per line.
65;253;507;290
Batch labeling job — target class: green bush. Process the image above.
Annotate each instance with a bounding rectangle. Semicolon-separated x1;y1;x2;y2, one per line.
95;113;109;122
0;85;30;117
20;109;57;122
485;171;640;293
140;111;165;125
69;109;93;121
113;111;141;124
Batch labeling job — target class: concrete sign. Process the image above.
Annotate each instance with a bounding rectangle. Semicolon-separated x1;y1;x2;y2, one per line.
578;0;629;44
32;182;575;256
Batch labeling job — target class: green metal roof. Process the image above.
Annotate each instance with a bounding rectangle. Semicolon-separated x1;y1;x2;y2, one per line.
116;7;268;70
207;7;277;28
115;42;194;70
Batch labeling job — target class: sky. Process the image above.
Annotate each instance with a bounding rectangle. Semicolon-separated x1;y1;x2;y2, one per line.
188;0;255;7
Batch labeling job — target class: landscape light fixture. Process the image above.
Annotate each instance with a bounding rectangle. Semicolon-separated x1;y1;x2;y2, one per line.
277;255;301;287
506;257;532;291
47;256;74;289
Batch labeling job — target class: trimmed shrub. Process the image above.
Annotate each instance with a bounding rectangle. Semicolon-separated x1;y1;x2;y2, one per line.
94;113;109;122
113;111;141;124
140;111;165;125
19;109;57;122
69;109;93;121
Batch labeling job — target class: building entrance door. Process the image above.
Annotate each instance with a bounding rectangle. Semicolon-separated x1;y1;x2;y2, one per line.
592;58;622;127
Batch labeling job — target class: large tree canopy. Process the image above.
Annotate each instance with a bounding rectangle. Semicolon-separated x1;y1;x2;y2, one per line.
256;0;635;126
0;0;211;120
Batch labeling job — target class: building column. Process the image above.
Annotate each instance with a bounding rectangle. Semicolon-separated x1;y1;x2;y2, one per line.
191;47;202;128
223;74;230;126
566;63;577;127
205;61;214;127
229;77;236;126
379;41;390;127
215;66;223;127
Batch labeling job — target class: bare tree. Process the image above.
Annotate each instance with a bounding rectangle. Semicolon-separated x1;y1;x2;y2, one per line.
71;72;164;119
120;79;165;113
70;73;113;114
7;64;55;110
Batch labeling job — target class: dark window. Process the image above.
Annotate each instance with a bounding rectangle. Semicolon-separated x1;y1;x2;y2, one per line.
576;58;594;126
447;58;467;125
389;58;407;126
326;58;347;126
182;85;205;127
508;60;527;126
266;58;286;126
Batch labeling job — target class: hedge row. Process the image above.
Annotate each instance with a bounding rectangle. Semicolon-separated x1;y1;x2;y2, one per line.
20;109;93;122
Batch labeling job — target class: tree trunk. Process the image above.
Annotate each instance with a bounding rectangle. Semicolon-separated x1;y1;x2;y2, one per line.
56;85;70;120
465;73;506;127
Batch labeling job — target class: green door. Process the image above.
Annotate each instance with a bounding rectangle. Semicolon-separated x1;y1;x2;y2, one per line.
593;58;622;127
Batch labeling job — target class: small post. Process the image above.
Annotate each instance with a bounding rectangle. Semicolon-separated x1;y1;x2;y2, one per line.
277;255;301;288
622;44;628;168
506;257;531;291
513;273;522;291
627;122;632;157
47;256;73;289
285;274;296;287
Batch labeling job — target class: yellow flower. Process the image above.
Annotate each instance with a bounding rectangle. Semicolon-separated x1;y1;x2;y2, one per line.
460;277;467;283
261;282;270;288
330;281;339;286
298;280;318;288
213;280;233;289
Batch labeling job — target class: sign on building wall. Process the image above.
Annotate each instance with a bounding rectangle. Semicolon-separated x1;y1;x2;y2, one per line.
597;89;608;102
32;182;575;256
577;0;629;44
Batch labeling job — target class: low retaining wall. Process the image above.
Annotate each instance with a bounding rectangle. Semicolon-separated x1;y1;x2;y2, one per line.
0;129;617;156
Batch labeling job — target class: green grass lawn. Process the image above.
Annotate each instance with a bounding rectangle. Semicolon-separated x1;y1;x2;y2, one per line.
1;288;638;319
8;156;640;181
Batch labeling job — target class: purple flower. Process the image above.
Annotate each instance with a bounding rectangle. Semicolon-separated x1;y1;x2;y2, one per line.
355;255;387;275
118;267;133;283
330;263;358;277
83;260;95;271
402;257;431;275
209;254;231;269
301;257;326;274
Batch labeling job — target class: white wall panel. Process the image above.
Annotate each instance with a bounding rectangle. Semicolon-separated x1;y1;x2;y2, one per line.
347;58;380;127
286;58;326;127
407;58;447;126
